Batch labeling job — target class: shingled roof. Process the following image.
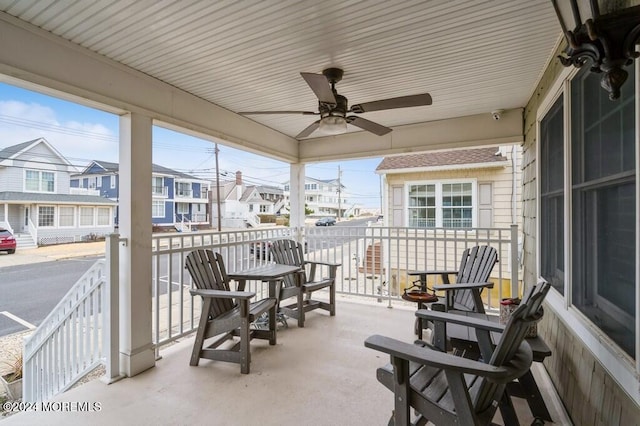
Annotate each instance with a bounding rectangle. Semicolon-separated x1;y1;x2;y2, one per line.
376;147;507;172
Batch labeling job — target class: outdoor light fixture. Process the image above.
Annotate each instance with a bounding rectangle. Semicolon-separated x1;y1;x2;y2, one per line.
318;116;348;135
551;0;640;100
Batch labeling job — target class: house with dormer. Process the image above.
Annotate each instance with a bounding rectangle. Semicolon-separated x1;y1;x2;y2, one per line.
0;138;116;247
70;160;210;230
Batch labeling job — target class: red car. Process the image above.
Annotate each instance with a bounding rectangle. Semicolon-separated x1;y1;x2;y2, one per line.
0;228;17;254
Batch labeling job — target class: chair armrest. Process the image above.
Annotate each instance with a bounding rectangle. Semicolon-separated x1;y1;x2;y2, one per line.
414;269;458;276
415;309;506;333
365;335;531;383
432;281;494;291
304;260;341;268
189;289;256;300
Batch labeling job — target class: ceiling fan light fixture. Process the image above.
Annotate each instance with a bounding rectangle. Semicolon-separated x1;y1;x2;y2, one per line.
318;116;347;135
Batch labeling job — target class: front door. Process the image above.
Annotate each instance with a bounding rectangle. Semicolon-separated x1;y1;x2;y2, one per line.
22;206;29;232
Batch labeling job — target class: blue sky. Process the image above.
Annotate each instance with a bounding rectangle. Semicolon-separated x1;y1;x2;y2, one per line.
0;83;383;209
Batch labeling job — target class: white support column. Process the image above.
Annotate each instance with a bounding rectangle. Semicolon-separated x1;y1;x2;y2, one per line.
119;112;155;376
289;163;305;237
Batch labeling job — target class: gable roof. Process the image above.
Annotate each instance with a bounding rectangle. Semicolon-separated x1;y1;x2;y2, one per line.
0;138;74;169
78;160;202;180
376;147;508;173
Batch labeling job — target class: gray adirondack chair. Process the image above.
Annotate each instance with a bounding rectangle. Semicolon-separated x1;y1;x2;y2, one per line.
365;280;550;426
185;249;277;374
270;239;340;327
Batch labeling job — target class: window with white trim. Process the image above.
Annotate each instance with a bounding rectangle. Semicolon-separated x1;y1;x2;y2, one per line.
539;64;636;359
59;206;75;227
97;207;110;226
152;200;165;218
408;181;474;228
80;207;94;226
152;177;165;196
176;202;189;214
25;170;55;193
110;175;116;189
38;206;55;227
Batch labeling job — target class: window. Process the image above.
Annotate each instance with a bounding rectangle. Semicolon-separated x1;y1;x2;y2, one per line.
152;177;165;196
38;206;54;227
408;181;474;228
59;206;75;227
95;176;102;188
176;182;191;197
80;207;94;226
176;202;189;214
110;175;116;189
97;207;110;226
260;205;268;213
25;170;55;192
570;65;636;357
540;94;565;294
152;200;165;218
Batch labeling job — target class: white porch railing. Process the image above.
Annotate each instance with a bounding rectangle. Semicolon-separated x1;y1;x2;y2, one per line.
22;235;122;403
0;220;13;234
150;225;519;355
245;213;261;228
174;214;191;232
27;217;38;245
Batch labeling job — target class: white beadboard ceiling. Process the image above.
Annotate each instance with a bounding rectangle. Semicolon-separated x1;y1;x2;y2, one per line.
0;0;561;140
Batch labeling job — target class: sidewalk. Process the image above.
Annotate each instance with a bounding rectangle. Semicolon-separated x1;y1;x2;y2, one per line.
0;241;105;268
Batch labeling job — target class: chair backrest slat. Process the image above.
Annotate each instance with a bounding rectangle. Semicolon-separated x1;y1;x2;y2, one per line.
185;249;235;317
271;240;306;288
453;246;498;310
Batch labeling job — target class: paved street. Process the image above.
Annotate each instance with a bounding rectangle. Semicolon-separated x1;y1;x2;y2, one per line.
0;257;101;337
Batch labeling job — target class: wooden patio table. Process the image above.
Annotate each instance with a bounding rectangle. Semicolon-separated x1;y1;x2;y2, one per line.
228;263;301;344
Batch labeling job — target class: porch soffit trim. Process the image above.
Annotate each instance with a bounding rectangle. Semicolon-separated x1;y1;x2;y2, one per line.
375;160;508;175
298;108;524;163
0;13;299;164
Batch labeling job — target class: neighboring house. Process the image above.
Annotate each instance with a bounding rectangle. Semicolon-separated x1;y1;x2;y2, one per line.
376;146;522;230
0;138;116;247
284;176;358;218
256;185;285;215
210;171;274;228
375;145;523;290
70;160;210;230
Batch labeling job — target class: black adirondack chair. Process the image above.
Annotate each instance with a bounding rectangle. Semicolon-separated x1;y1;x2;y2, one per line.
365;280;550;426
270;239;340;327
185;249;277;374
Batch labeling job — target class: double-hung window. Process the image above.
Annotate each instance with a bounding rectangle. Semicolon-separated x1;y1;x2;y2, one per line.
152;200;165;218
408;181;474;228
25;170;55;193
539;64;636;358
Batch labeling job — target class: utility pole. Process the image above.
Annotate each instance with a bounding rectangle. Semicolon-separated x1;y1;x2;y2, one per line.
337;165;342;221
215;143;222;232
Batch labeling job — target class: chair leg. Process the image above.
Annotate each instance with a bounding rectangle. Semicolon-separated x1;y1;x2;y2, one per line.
297;290;305;327
240;316;250;374
190;298;212;366
391;357;411;425
329;281;336;316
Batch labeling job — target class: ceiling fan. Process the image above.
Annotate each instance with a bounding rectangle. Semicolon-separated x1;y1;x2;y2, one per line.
239;68;432;139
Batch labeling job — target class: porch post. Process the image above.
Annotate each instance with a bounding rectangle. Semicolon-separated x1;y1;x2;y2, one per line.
118;112;155;376
289;163;305;238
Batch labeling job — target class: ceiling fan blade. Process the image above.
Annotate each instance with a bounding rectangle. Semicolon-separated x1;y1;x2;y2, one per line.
350;93;432;113
296;120;320;139
239;111;318;115
347;116;392;136
300;72;337;105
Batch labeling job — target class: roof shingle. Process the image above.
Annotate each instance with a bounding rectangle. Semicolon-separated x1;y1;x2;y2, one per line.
376;147;507;171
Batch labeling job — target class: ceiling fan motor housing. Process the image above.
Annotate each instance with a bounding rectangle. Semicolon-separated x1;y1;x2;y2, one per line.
320;94;348;118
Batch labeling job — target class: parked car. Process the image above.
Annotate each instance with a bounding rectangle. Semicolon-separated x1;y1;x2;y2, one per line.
315;217;336;226
0;228;17;254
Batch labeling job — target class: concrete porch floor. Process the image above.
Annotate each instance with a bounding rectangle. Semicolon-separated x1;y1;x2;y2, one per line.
3;297;570;425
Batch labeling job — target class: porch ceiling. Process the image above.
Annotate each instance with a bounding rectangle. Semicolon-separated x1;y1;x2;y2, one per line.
0;1;561;162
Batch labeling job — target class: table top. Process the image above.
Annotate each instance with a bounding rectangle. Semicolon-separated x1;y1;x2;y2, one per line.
228;264;301;280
